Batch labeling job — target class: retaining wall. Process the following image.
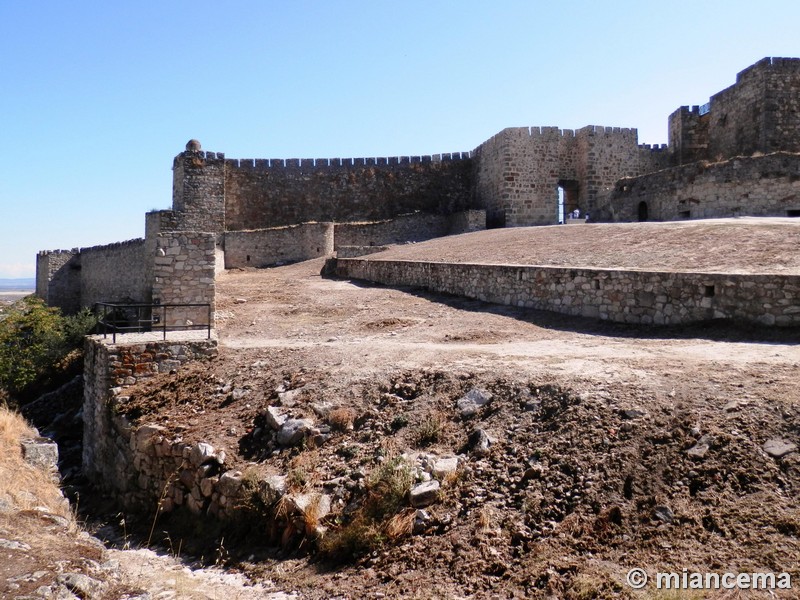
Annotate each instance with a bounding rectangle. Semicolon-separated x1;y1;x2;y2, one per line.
333;209;486;249
82;336;220;511
82;336;320;532
334;258;800;327
334;213;450;249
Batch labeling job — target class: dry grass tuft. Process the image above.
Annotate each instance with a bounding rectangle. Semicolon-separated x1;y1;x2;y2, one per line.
412;413;443;448
327;406;356;432
300;493;328;537
0;406;71;519
384;508;415;540
476;506;494;532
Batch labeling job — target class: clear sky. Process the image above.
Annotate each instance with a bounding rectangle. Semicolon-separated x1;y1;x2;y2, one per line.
1;1;798;278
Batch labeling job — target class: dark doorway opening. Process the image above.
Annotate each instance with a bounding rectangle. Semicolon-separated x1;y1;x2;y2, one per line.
637;201;648;222
558;180;579;223
787;209;800;217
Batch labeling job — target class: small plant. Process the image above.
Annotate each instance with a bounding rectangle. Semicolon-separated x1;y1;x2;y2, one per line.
287;450;319;491
477;506;494;531
317;456;414;562
335;444;357;459
317;516;384;562
287;466;310;490
390;414;409;431
384;508;415;540
412;414;442;448
364;456;413;521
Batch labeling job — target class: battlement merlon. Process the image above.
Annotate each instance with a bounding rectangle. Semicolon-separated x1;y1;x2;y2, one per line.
173;148;473;173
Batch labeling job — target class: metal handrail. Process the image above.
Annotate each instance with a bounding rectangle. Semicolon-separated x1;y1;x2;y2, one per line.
94;302;212;343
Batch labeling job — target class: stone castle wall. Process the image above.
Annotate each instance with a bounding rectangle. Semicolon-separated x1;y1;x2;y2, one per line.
37;240;149;313
669;57;800;165
471;126;669;227
79;239;149;308
222;210;487;268
605;153;800;222
224;222;334;268
334;257;800;327
151;232;217;327
171;150;475;235
36;249;80;314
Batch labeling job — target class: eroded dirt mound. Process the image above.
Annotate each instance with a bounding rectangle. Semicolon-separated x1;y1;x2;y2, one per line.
118;353;800;598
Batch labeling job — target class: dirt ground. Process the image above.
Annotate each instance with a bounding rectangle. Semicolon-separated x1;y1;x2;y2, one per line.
7;220;800;599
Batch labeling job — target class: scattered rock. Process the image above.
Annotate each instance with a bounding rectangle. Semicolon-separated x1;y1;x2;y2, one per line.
432;456;459;479
278;389;303;406
620;408;646;420
413;509;432;534
456;388;493;418
409;480;440;508
687;435;713;460
265;406;288;430
287;493;332;521
57;572;104;598
20;437;59;471
0;538;32;551
234;297;248;304
259;474;287;505
763;438;797;459
465;428;492;457
653;505;674;524
189;442;217;467
277;419;315;446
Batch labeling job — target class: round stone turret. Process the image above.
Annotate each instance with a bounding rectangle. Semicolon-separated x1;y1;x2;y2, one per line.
186;139;202;152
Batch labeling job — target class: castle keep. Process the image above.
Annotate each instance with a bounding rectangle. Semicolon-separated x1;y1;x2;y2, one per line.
37;57;800;323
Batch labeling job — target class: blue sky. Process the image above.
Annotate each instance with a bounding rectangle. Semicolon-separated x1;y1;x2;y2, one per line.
1;1;798;278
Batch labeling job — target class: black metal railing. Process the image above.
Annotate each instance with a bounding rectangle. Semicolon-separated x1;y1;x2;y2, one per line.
95;302;212;343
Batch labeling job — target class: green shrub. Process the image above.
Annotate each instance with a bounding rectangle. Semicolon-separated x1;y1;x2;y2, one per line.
0;297;97;398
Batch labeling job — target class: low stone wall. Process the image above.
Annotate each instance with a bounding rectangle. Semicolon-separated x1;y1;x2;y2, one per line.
224;222;334;268
333;210;487;249
449;209;487;234
82;335;220;510
334;258;800;327
336;245;390;258
334;213;451;249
